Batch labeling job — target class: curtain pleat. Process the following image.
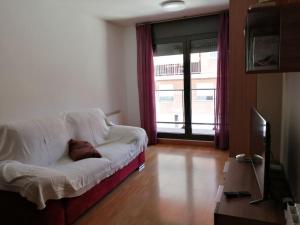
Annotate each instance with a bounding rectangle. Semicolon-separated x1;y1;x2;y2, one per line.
136;24;157;145
215;12;229;150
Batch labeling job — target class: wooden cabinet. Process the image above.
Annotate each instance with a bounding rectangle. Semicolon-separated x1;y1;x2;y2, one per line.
246;3;300;73
280;3;300;71
229;0;257;158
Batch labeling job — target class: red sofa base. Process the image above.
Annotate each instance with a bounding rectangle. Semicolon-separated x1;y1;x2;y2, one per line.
0;151;145;225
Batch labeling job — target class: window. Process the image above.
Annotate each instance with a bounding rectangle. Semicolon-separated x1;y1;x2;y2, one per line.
158;84;174;102
152;15;219;140
209;51;218;59
195;83;215;101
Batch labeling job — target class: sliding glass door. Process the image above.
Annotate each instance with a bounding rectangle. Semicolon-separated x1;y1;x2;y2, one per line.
154;42;185;134
154;37;217;140
190;39;217;136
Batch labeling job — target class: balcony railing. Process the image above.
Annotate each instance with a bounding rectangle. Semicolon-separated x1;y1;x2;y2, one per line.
155;62;201;76
155;88;216;133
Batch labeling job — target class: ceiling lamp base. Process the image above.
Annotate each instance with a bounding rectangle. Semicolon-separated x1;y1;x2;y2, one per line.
161;0;186;12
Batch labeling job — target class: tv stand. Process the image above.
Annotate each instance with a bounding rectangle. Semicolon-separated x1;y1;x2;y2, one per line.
214;158;285;225
250;197;270;205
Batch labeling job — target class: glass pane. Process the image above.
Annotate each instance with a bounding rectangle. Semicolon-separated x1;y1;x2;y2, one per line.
154;43;184;134
191;38;217;53
191;39;217;135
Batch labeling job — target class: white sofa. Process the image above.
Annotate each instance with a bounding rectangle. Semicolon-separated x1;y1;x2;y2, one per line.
0;108;148;225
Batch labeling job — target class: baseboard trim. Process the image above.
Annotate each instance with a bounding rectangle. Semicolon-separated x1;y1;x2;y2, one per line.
158;138;214;147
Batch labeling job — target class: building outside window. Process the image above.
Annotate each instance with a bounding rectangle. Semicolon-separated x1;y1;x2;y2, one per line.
158;84;174;102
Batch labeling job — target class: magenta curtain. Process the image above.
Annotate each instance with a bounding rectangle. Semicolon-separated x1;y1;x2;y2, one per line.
136;24;157;145
215;12;229;150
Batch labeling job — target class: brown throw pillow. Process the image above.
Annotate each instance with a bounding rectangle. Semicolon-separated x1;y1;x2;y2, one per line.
68;139;101;161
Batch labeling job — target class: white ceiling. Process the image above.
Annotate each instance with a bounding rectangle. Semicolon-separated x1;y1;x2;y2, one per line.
61;0;229;26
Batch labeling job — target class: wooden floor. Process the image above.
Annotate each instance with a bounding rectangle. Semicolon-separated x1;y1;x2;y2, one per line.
74;144;228;225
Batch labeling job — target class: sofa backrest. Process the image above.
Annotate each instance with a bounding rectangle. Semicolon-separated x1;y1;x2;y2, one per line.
64;108;110;147
0;117;70;166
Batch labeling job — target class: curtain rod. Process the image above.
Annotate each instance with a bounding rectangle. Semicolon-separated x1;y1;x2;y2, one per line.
136;9;228;26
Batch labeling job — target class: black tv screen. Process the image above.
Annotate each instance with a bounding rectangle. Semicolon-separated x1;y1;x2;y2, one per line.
250;108;271;202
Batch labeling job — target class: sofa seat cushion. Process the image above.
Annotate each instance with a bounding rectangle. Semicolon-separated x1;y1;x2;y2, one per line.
51;157;112;192
96;143;132;172
96;142;145;172
0;157;111;210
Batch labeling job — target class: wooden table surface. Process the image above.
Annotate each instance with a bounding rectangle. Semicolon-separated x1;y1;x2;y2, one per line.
215;158;285;225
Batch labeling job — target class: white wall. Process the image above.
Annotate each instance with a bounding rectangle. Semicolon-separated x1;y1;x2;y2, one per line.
123;26;141;126
0;0;125;123
257;74;283;161
281;73;300;201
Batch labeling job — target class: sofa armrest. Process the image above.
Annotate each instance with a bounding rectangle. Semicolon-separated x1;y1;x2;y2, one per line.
0;161;68;209
106;125;148;147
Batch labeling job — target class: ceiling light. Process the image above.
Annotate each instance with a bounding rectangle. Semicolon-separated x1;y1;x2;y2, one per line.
161;0;186;12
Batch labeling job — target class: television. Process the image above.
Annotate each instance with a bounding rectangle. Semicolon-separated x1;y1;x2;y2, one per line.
249;107;271;204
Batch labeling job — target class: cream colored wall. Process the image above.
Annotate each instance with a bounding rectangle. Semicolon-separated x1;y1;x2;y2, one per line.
257;74;283;161
281;73;300;201
0;0;125;123
122;26;141;126
258;72;300;201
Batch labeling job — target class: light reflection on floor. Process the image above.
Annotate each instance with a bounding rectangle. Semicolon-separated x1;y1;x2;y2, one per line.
156;147;224;225
158;154;188;224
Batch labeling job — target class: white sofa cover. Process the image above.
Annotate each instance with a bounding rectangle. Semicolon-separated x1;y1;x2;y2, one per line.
0;109;148;209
